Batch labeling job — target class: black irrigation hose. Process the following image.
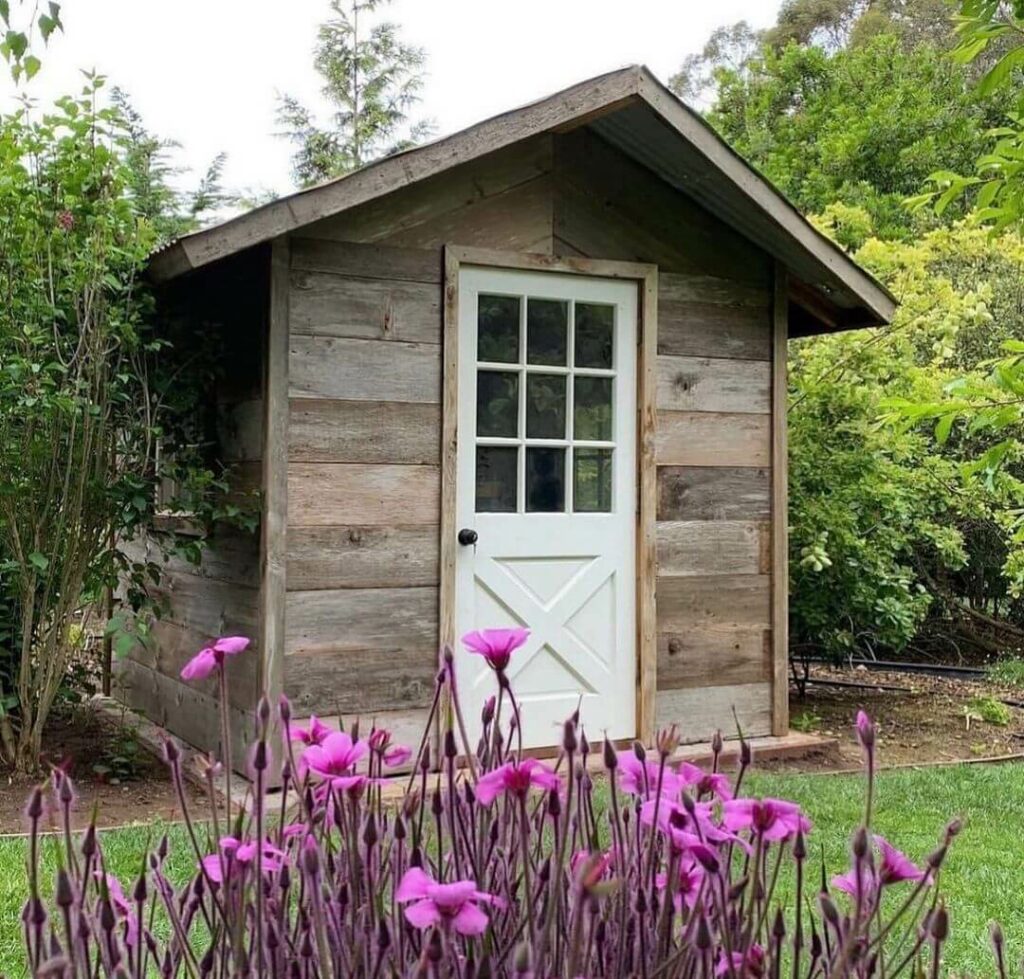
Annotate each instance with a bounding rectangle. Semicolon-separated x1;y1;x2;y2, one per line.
795;656;989;680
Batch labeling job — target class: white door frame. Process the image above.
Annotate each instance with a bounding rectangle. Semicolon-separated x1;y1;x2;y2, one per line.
439;246;658;747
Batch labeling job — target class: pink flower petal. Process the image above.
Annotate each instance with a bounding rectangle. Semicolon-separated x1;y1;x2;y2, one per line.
403;898;442;930
475;767;508;806
451;901;489;936
180;648;217;681
213;636;250;655
396;867;435;902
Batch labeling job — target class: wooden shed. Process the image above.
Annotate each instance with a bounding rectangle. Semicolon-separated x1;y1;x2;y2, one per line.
121;65;895;760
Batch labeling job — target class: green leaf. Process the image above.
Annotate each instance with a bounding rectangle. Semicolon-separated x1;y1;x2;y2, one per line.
0;2;10;26
935;414;954;446
23;54;39;79
978;45;1024;97
28;551;48;572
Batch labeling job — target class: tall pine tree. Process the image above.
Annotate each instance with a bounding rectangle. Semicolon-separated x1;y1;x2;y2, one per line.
277;0;431;188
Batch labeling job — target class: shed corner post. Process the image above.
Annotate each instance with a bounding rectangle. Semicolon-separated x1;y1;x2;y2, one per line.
261;237;290;720
771;261;790;737
637;267;659;746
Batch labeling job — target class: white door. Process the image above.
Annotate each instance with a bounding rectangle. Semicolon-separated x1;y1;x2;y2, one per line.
454;266;638;750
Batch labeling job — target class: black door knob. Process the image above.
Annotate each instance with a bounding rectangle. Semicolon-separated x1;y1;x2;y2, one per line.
458;528;478;546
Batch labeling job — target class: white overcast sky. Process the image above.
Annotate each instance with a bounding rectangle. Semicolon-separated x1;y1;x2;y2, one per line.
2;0;783;198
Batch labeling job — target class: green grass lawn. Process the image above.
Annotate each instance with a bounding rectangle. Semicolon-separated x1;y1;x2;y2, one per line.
1;762;1021;976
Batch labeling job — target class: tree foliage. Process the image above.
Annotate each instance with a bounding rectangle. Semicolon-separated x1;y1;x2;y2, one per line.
277;0;431;187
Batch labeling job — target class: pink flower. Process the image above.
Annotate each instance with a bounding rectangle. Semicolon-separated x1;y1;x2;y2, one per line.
461;628;529;672
302;731;368;780
200;836;286;884
679;762;733;801
833;835;924;896
475;759;559;805
384;743;413;767
396;867;502;935
875;835;925;885
290;715;332;746
95;873;138;946
180;636;250;681
641;798;742;853
655;857;704;910
56;209;74;231
616;753;681;799
722;798;811;842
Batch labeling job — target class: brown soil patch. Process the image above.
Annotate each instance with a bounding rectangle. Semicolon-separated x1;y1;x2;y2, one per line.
761;664;1024;774
0;705;208;835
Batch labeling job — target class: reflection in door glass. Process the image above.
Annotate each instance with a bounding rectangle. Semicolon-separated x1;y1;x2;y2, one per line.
574;376;613;441
478;295;520;363
527;299;568;366
574;448;613;512
526;374;566;439
476;447;518;512
526;447;565;512
574;302;614;368
477;371;519;438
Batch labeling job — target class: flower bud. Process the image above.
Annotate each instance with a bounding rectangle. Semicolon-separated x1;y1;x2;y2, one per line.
740;737;752;767
258;695;271;728
377;919;391;950
482;696;496;725
945;819;962;842
59;775;74;805
547;787;561;819
443;645;454;667
252;741;269;772
278;695;292;724
394;815;406;840
513;942;531;974
793;829;807;861
302;838;320;876
695;911;712;950
926;844;948;870
26;786;44;820
431;788;443;817
632;740;646;763
80;824;97;859
819;894;839;926
403;789;421;820
55;870;74;909
681;791;696;815
363;813;378;849
931;904;949;942
712;730;724;755
563;719;578;754
852;826;869;861
855;711;875;752
603;738;618;771
773;907;786;939
444;729;458;759
162;738;180;765
580;731;590;756
427;929;443;963
657;724;680;759
477;955;493;979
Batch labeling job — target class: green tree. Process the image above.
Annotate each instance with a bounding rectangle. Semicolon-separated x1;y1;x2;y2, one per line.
277;0;431;187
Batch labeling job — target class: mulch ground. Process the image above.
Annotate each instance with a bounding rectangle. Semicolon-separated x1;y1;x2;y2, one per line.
3;663;1024;832
0;706;208;835
762;663;1024;774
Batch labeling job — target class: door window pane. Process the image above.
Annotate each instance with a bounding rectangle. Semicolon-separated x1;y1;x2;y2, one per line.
575;303;614;368
476;447;518;512
478;295;520;363
527;299;568;365
526;447;565;512
477;371;519;438
526;374;566;439
574;376;613;441
574;448;613;512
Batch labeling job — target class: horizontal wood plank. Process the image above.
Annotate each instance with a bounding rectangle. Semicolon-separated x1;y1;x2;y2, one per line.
288;399;441;465
288;463;440;527
659;271;771;308
290;272;441;344
657;627;771;690
122;528;260;589
656;356;770;414
290;335;441;403
658;467;770;521
287;525;439;590
144;573;259;637
655;682;771;742
656;574;771;632
658;301;771;361
284;647;438;714
290;237;442;283
655;411;770;467
115;658;254;768
656;520;768;577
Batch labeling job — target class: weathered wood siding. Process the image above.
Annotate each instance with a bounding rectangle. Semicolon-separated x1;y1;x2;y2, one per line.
284;125;777;741
116;252;266;754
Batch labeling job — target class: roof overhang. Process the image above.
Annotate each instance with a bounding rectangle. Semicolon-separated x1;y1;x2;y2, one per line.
149;65;896;331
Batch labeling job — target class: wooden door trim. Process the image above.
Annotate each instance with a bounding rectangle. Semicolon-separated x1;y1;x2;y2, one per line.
440;245;659;744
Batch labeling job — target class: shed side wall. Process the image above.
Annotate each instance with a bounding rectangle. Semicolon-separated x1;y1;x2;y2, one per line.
117;252;266;754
